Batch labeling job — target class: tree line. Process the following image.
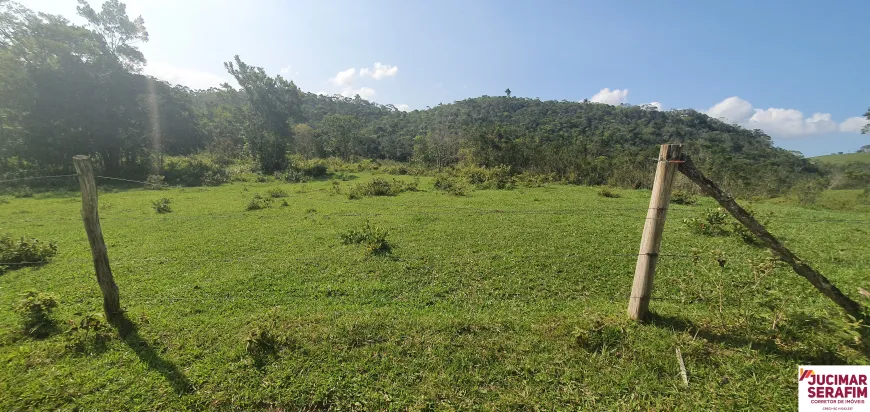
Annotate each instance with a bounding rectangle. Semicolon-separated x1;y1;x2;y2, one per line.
1;0;852;198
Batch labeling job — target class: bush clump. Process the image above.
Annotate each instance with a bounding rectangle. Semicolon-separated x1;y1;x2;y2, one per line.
267;188;289;198
340;221;391;254
683;208;730;236
791;178;829;205
282;169;311;183
460;165;515;190
163;155;229;187
14;186;33;198
0;232;57;271
683;206;769;245
244;308;302;368
246;193;273;211
151;198;172;214
597;187;620;198
433;174;469;196
145;175;168;190
64;314;113;354
670;190;697;205
348;177;418;200
13;291;58;337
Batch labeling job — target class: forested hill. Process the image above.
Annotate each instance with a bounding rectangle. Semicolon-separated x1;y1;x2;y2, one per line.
297;93;820;195
0;0;821;197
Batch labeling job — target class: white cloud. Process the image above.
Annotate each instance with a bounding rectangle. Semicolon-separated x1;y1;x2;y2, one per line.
645;101;662;110
706;96;863;138
360;62;398;80
340;86;376;100
707;96;754;124
749;109;839;136
395;104;410;112
330;68;356;86
840;116;869;133
589;88;629;105
144;61;229;90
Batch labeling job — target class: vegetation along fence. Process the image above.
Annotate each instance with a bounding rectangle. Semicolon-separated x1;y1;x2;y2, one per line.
0;145;866;331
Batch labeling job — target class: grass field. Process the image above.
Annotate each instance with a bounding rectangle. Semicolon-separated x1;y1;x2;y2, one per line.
1;173;869;410
812;151;870;165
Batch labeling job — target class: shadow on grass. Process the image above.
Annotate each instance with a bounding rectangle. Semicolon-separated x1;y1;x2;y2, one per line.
647;312;855;365
117;314;192;394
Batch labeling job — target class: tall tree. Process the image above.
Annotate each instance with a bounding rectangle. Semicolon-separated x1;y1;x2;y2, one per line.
862;108;869;134
76;0;148;71
225;55;303;172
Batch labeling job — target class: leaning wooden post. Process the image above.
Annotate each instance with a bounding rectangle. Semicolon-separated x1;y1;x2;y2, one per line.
677;154;865;320
73;155;122;325
628;144;683;321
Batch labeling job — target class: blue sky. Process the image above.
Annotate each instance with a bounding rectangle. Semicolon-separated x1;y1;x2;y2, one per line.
21;0;870;156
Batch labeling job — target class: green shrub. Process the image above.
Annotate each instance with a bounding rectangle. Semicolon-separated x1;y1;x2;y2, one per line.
145;175;168;190
0;233;57;270
730;206;771;246
64;314;112;354
597;187;620;198
460;165;515;189
304;164;328;178
348;178;417;199
433;174;469;196
163;155;229;187
244;308;302;367
14;186;33;198
151;198;172;214
246;194;273;211
13;291;58;337
683;208;730;236
670;190;697;205
340;221;391;255
791;178;829;205
328;180;342;195
515;172;556;187
858;188;870;205
267;188;288;198
333;172;354;181
245;326;281;367
282;169;311;183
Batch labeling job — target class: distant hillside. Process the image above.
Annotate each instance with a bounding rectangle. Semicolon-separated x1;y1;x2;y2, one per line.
812;152;870;165
297;95;823;197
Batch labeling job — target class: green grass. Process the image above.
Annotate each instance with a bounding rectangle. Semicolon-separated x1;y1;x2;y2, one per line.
812;151;870;165
1;174;869;410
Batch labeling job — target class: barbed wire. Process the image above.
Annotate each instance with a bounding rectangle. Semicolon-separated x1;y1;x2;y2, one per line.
0;174;78;184
95;176;151;185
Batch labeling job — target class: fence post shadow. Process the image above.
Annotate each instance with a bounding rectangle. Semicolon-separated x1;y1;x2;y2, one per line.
117;314;192;395
645;311;867;365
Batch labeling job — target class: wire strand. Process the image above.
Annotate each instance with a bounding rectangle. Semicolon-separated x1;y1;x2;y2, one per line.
95;176;151;185
0;174;77;184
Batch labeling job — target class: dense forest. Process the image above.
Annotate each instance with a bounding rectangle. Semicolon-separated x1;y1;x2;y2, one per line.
1;0;862;197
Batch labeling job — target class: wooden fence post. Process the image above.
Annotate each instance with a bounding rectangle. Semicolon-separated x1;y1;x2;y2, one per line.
677;154;865;320
73;155;122;324
628;144;683;321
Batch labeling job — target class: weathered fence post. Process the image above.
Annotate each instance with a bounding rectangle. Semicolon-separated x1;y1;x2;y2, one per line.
628;144;683;321
73;155;122;324
677;154;865;320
